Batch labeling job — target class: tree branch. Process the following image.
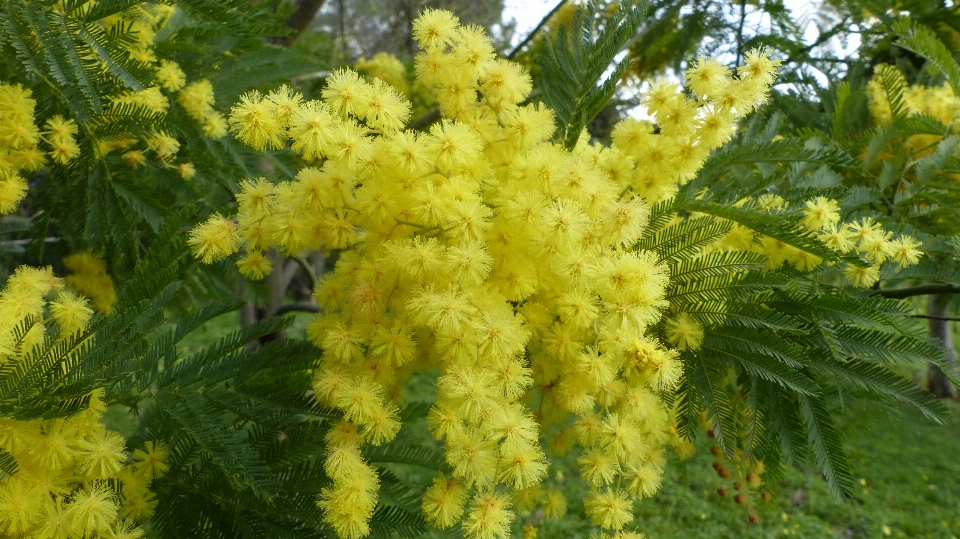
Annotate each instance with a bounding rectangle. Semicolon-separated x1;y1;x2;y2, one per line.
783;18;850;67
735;0;747;67
274;302;322;316
507;0;568;60
291;255;317;289
874;283;960;299
912;314;960;322
273;0;327;47
405;108;441;131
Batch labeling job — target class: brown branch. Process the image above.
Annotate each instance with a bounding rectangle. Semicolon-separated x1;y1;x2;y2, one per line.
735;0;747;67
273;302;322;316
291;255;317;289
273;0;327;47
507;0;568;60
405;108;441;131
912;314;960;322
874;283;960;299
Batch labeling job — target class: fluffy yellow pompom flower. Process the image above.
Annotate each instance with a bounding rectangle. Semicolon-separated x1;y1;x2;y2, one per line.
188;213;240;264
356;52;411;96
178;80;216;120
844;263;880;288
77;430;128;478
0;478;44;535
685;57;730;99
363;79;411;133
663;313;704;351
541;489;567;519
228;90;284;150
0;83;41;149
422;473;467;529
237;249;273;279
132;441;169;480
41;114;81;165
323;69;373;119
818;224;856;253
122;150;147;168
155;59;186;91
801;196;841;231
412;8;460;50
65;483;118;537
890;236;923;267
290;100;337;159
146;130;180;161
584;488;634;530
49;291;94;336
0;174;28;215
462;492;513;539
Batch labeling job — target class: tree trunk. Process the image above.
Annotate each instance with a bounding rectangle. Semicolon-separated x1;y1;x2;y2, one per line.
927;294;957;398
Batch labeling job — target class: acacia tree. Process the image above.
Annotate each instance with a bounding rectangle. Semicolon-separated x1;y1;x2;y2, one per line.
0;1;952;539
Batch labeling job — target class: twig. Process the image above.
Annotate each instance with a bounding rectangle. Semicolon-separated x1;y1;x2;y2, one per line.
273;0;327;47
0;237;59;246
874;283;960;299
274;302;322;316
736;0;747;67
507;0;568;60
291;255;317;289
911;314;960;322
783;19;850;67
405;108;441;131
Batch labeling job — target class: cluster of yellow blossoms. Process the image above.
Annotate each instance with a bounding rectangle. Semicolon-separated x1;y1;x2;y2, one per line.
610;51;781;204
1;2;226;215
0;266;167;538
0;84;80;214
189;9;780;539
95;3;224;175
867;64;960;155
355;51;442;123
710;193;923;288
63;252;118;314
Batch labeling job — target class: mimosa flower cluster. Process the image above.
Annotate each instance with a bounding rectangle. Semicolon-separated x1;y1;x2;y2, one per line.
95;4;226;172
0;266;167;538
867;64;960;154
0;84;79;214
63;252;118;314
189;10;780;539
1;2;227;215
709;193;923;288
610;50;781;204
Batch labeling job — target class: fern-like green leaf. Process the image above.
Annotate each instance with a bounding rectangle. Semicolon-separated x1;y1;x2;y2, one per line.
798;394;854;497
894;18;960;96
537;0;648;148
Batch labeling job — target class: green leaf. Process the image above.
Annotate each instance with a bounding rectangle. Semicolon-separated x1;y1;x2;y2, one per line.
537;0;648;148
366;444;447;470
893;19;960;96
0;451;17;480
798;394;854;497
691;353;737;457
875;64;908;120
817;357;947;421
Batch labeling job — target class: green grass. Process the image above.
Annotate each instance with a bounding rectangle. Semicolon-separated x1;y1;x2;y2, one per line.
530;400;960;539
